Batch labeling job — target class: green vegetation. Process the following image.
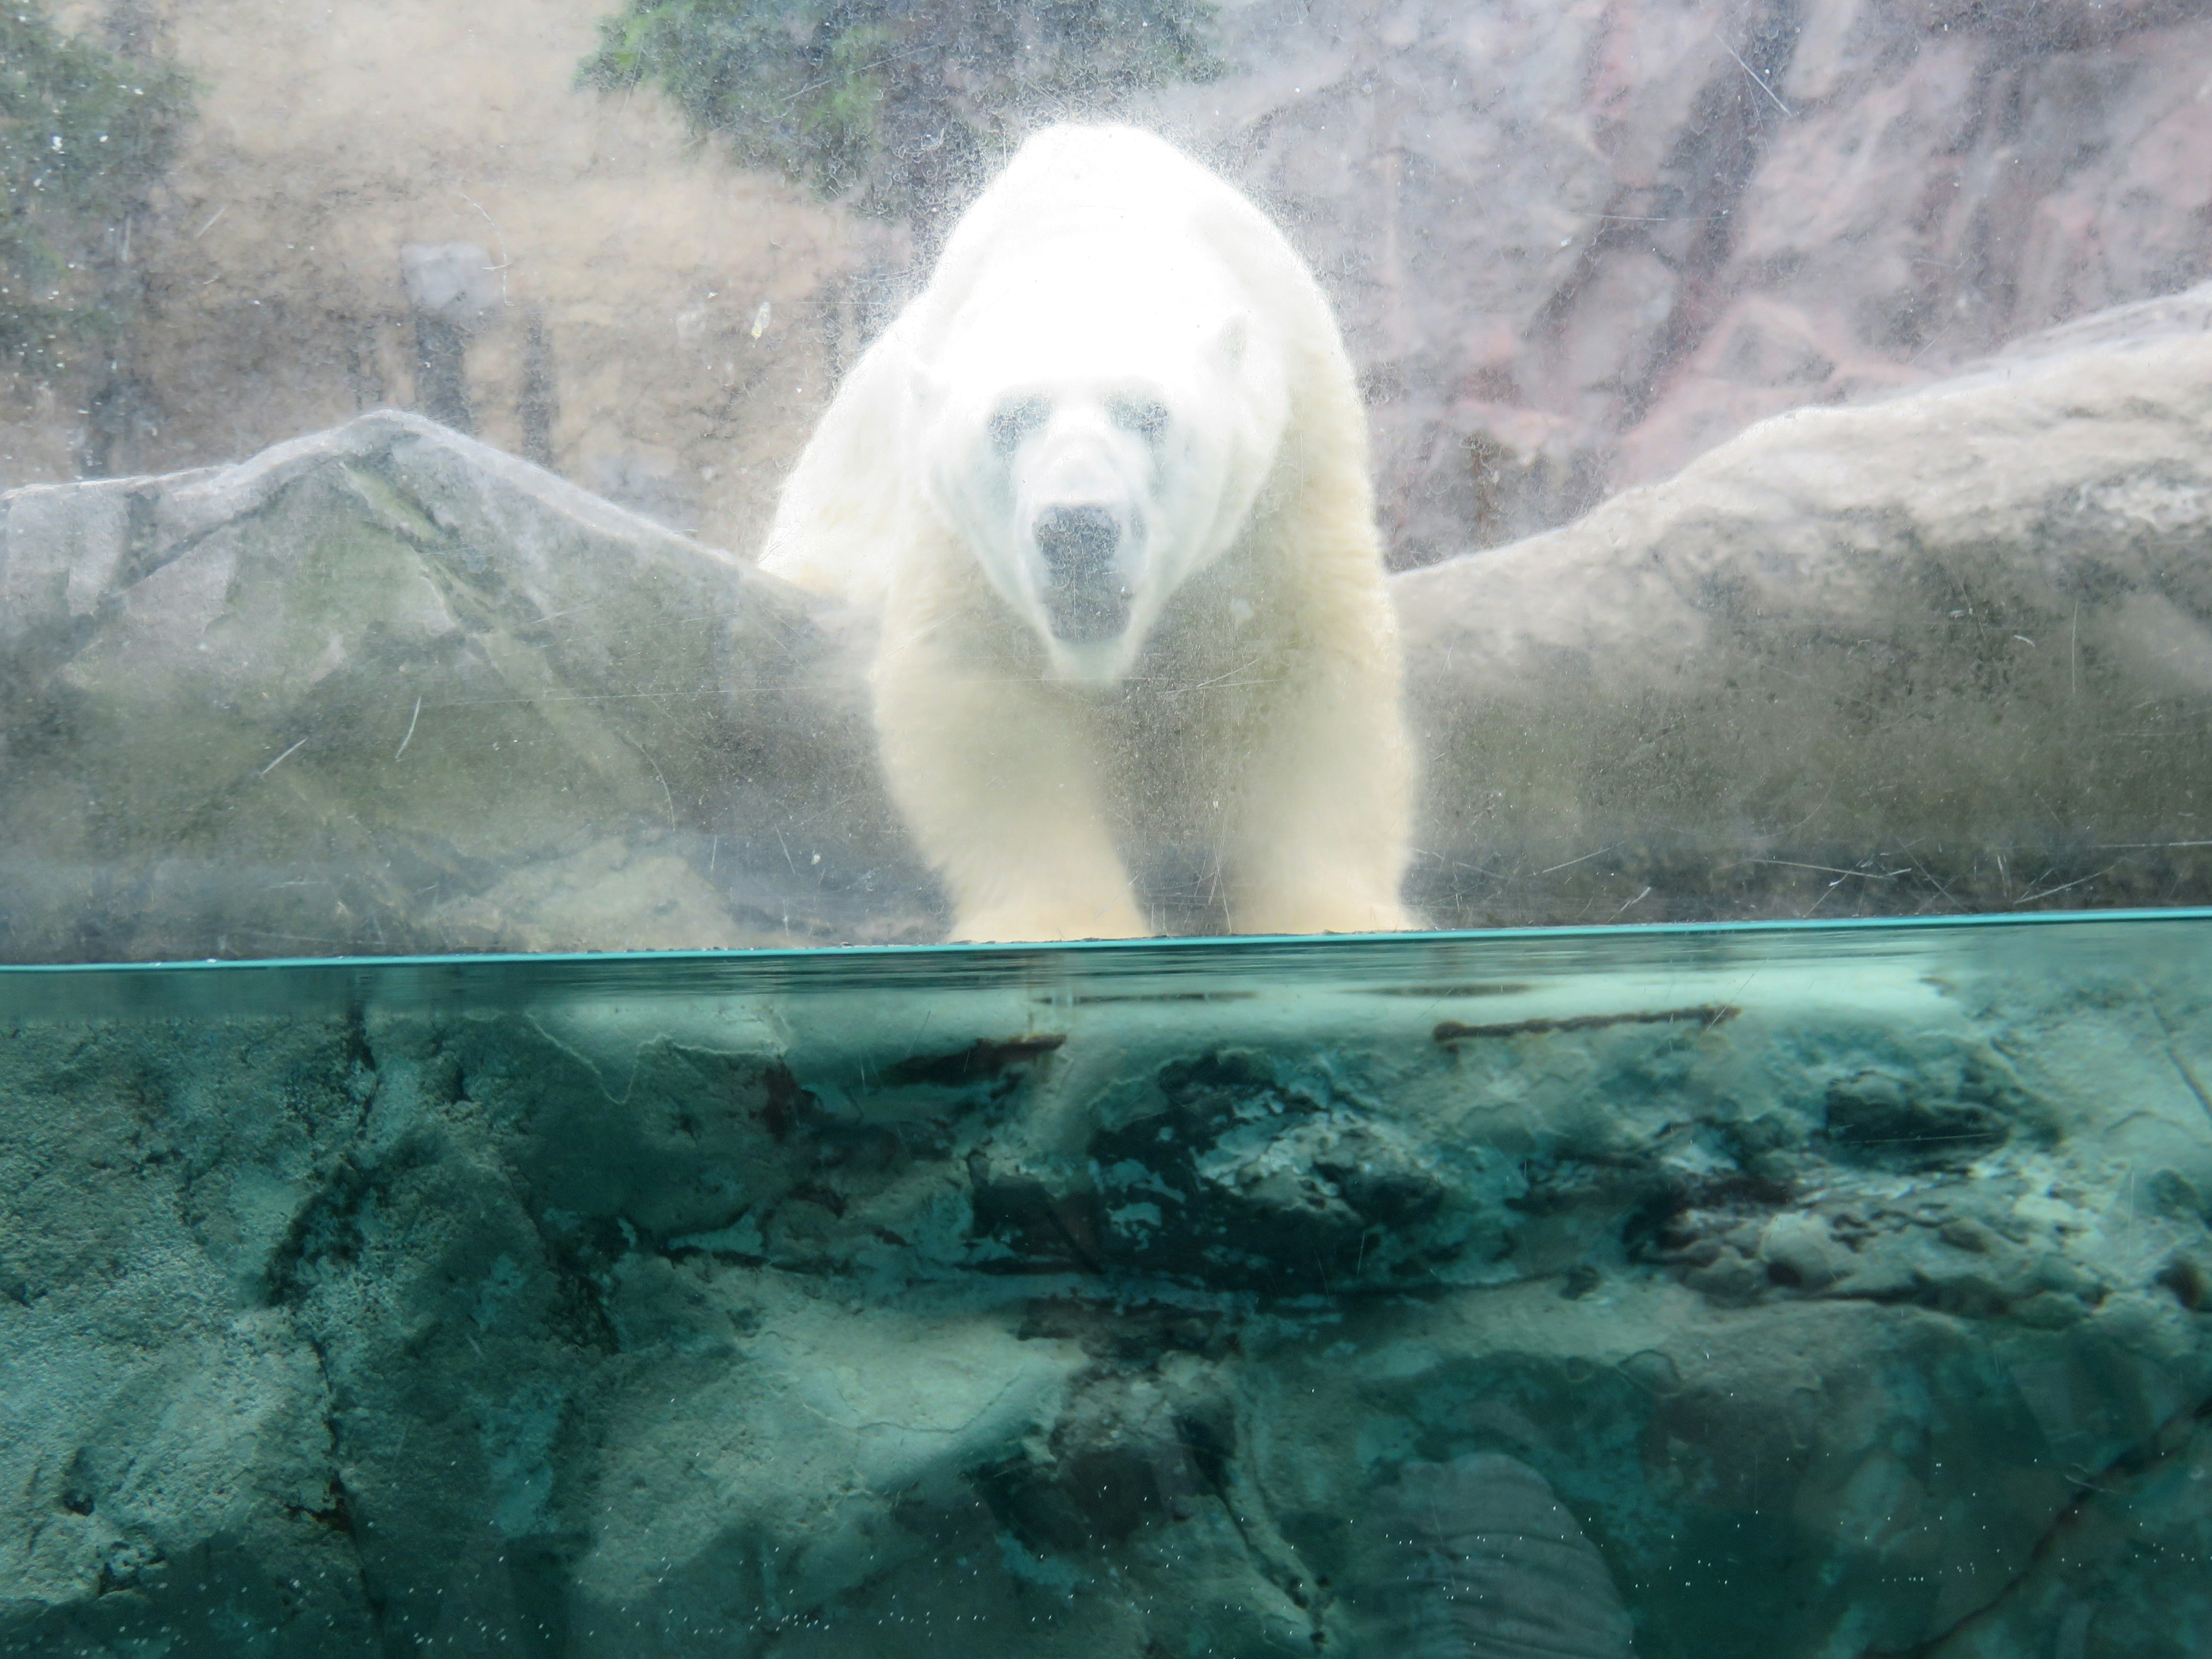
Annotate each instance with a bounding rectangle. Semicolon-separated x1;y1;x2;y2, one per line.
0;6;192;377
580;0;1217;225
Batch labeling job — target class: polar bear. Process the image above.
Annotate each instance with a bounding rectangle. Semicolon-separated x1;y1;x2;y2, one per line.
760;125;1413;942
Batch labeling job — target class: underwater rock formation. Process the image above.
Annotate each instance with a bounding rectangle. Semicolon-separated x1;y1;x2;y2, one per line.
1359;1454;1636;1658
1;919;2207;1654
2;287;2210;957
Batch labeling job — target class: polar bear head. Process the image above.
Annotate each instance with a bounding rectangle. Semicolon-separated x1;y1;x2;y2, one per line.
911;248;1292;684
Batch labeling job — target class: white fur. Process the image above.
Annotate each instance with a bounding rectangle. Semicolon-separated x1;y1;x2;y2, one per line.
760;124;1414;941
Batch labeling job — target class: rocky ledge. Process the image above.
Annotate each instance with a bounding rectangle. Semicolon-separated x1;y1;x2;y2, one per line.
3;287;2211;959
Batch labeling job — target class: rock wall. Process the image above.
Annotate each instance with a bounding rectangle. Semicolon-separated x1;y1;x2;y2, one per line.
2;918;2207;1654
1168;0;2212;566
1399;282;2212;926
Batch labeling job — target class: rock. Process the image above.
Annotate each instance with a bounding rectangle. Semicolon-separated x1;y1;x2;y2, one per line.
18;0;2209;589
1357;1454;1635;1657
1156;0;2212;565
1922;1411;2212;1659
0;410;934;963
1397;303;2212;925
2;913;2208;1654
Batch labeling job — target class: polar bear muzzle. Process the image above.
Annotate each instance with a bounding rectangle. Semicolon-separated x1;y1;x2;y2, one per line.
1033;504;1131;643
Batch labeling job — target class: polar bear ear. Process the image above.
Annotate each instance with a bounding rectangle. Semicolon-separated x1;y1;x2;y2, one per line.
1213;313;1250;368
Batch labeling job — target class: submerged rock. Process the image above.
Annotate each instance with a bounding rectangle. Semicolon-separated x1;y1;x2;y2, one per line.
1;919;2207;1654
1359;1455;1635;1658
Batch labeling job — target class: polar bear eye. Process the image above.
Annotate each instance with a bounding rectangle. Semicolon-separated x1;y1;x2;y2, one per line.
1109;398;1171;443
988;396;1050;456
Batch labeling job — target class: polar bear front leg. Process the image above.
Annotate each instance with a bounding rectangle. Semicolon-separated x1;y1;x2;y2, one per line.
1223;648;1416;937
873;661;1149;942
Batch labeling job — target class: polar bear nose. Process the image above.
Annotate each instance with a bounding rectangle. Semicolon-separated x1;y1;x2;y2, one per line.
1033;505;1130;642
1036;503;1119;574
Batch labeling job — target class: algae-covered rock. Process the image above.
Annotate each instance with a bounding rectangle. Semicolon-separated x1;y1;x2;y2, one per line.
2;921;2207;1656
0;411;931;962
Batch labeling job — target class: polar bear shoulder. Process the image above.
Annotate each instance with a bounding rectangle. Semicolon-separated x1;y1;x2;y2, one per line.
755;312;919;605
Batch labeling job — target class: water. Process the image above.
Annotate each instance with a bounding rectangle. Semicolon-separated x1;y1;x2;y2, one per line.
3;912;2209;1656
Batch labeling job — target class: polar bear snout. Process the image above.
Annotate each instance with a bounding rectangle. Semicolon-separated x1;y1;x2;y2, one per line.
1033;504;1132;643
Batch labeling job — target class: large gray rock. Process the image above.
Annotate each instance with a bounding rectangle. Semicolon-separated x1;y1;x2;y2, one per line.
1400;309;2212;925
1;915;2207;1654
0;411;932;962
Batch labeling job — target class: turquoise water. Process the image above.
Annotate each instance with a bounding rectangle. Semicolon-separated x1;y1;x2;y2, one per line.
3;912;2209;1656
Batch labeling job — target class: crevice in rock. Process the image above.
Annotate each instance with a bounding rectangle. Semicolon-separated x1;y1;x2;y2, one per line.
1433;1003;1738;1042
1900;1391;2212;1658
1611;0;1807;429
294;1320;389;1656
262;1009;381;1306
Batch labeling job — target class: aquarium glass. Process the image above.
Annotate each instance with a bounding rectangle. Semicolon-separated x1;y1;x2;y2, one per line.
2;0;2209;958
4;1;2211;1648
